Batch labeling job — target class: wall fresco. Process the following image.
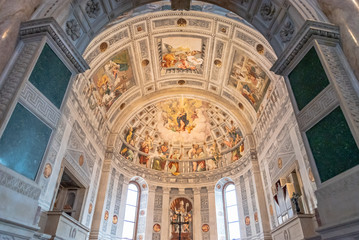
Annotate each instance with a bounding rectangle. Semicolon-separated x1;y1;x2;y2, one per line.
228;50;271;111
91;49;135;111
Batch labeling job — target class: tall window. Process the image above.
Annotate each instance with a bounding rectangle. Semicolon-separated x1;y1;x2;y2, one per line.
121;182;140;240
224;183;240;240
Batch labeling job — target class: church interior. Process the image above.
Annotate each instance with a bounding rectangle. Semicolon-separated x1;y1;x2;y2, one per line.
0;0;359;239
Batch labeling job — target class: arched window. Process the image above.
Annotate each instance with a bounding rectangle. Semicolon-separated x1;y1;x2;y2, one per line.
223;183;240;240
121;182;140;240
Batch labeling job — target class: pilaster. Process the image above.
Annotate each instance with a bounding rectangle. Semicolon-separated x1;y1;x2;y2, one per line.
160;187;170;240
271;19;359;239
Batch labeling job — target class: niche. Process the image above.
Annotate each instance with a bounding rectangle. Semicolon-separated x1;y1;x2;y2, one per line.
272;169;306;225
53;168;86;221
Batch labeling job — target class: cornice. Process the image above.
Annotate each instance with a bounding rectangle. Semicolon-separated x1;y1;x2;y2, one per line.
271;20;340;76
19;17;89;74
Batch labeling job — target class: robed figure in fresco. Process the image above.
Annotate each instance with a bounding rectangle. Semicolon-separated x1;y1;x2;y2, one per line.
170;198;193;240
177;109;189;131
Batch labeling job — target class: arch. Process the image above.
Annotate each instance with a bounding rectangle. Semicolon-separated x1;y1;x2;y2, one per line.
32;0;326;56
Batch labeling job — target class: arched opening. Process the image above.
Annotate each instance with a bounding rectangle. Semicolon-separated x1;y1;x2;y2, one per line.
122;181;141;240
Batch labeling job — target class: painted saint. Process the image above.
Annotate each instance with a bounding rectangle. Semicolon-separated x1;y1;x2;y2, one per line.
159;36;204;74
170;198;193;240
228;50;270;111
91;49;135;111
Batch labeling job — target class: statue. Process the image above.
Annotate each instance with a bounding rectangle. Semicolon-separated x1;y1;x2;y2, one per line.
291;192;301;213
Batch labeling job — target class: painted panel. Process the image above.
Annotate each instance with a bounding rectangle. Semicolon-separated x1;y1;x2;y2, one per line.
91;49;136;111
158;36;205;75
227;49;271;111
288;47;330;110
306;107;359;182
0;103;52;180
29;44;72;108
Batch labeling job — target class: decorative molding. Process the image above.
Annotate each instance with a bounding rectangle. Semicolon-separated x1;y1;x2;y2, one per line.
0;41;41;127
85;0;101;19
111;174;124;235
20;18;89;73
279;20;295;43
66;19;82;41
260;1;276;21
19;82;61;128
297;85;338;131
320;45;359;133
0;168;41;200
271;20;340;75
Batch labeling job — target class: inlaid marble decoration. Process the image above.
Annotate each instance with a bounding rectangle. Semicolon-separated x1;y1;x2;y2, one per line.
88;203;93;214
79;155;84;166
306;107;359;182
158;36;205;75
245;216;250;225
28;44;72;109
288;47;330;110
43;163;52;178
202;224;210;232
0;103;52;180
91;49;135;111
228;49;271;111
153;223;161;232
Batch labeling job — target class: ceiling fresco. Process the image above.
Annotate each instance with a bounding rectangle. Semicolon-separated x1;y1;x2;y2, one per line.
118;98;244;173
91;49;135;111
159;36;205;75
79;8;279;165
228;49;271;111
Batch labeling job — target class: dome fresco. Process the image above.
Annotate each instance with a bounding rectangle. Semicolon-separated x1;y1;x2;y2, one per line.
117;97;245;174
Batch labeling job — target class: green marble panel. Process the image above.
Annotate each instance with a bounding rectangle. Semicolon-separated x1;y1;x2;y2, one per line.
0;104;52;180
306;107;359;182
288;47;330;110
29;44;72;108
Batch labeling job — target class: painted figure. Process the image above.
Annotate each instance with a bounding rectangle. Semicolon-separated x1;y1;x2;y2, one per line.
177;109;189;131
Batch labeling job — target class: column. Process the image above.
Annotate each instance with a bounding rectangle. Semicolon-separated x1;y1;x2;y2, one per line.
89;160;112;239
271;20;359;239
251;160;272;240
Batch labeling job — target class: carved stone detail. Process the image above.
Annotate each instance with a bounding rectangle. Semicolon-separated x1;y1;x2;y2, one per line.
297;85;338;131
280;21;295;43
236;31;256;46
20;18;89;73
0;168;41;200
111;174;124;234
86;0;101;19
66;19;81;41
260;1;276;21
271;21;340;75
19;82;61;128
0;233;15;240
0;41;40;126
320;45;359;133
